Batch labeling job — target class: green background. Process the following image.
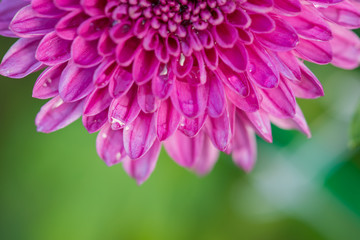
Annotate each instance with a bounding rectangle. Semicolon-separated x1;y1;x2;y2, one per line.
0;36;360;240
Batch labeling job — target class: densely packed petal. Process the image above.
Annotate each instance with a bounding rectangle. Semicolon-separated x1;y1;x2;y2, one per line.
0;0;359;184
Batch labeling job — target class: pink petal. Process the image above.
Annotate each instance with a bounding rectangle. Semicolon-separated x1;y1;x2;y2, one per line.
137;81;160;113
217;42;248;73
232;118;257;172
152;63;175;100
156;99;180;141
260;77;296;119
257;17;299;51
0;38;42;78
164;130;204;168
123;112;157;159
59;63;96;102
132;49;160;84
33;63;66;99
83;86;112;116
32;0;66;17
72;37;103;67
206;110;231;151
225;81;260;112
247;44;279;88
109;66;134;99
241;110;272;143
10;5;58;37
96;123;126;166
171;80;209;119
83;108;108;133
270;104;311;138
179;113;207;137
36;31;72;65
93;58;117;88
108;85;140;130
191;134;219;176
78;16;109;40
122;140;161;185
288;62;324;99
207;71;226;118
35;95;84;133
55;10;87;40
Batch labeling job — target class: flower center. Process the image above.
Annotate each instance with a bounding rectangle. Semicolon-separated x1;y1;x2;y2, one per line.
115;0;233;38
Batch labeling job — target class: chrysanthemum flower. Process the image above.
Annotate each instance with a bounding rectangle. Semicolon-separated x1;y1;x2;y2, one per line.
0;0;359;184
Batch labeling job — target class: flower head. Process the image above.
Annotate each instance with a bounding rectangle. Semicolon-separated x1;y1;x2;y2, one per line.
0;0;359;184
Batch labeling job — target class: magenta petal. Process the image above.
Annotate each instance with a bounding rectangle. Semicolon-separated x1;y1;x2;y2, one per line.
0;0;28;37
35;96;84;133
164;130;204;168
54;0;81;10
284;6;332;41
83;108;108;133
33;63;66;99
32;0;66;17
191;134;219;176
241;110;272;143
109;66;134;99
295;38;332;65
83;86;112;116
249;13;275;33
122;140;161;185
206;110;231;151
247;44;279;88
225;81;259;112
59;63;96;102
72;37;103;67
78;16;109;40
0;38;42;78
82;0;105;16
137;81;160;113
132;49;160;84
179;113;207;137
260;77;296;119
318;1;360;29
116;36;141;66
257;17;299;52
93;58;117;88
288;62;324;99
36;31;72;65
96;123;126;166
274;0;301;15
212;22;238;48
152;64;175;100
232;119;257;172
10;5;58;37
55;10;87;40
217;42;248;73
207;71;226;118
330;26;360;70
156;99;180;141
271;104;311;138
123;112;157;159
171;80;209;119
108;85;141;130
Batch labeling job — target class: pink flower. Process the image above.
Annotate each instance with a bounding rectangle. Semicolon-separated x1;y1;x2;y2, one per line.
0;0;359;184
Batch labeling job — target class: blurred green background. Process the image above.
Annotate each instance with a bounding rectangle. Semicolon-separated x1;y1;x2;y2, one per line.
0;35;360;240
